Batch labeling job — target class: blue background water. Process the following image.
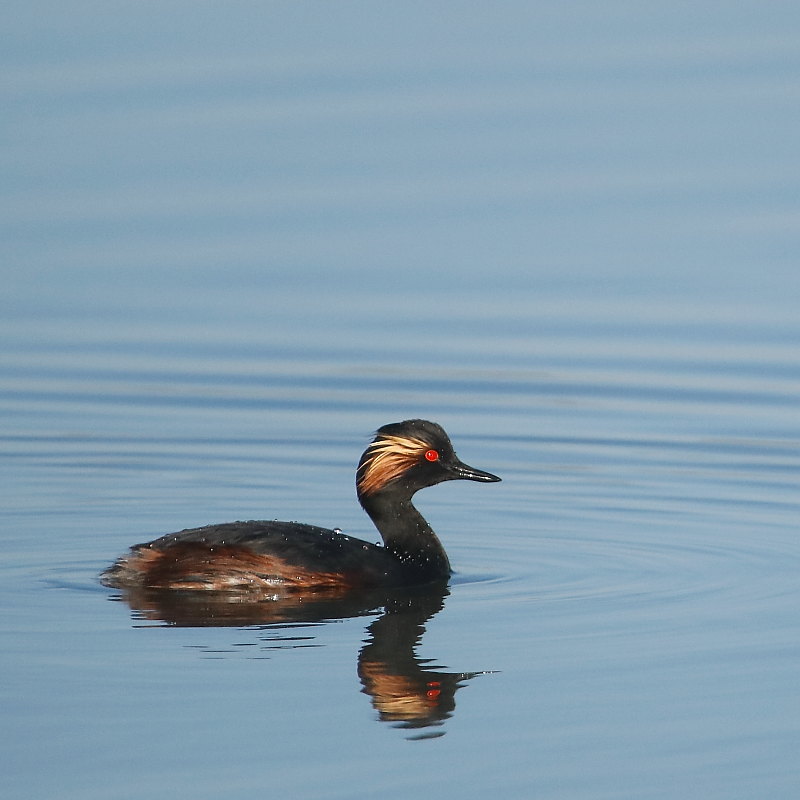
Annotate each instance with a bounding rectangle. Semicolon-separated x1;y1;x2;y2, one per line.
2;2;799;798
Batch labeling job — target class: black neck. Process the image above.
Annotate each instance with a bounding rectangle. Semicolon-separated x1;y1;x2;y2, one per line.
359;493;451;580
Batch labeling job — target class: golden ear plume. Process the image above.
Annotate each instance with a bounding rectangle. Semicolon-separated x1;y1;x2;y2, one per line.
357;435;429;496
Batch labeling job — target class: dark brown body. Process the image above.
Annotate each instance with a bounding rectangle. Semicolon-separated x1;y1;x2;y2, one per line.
102;521;419;592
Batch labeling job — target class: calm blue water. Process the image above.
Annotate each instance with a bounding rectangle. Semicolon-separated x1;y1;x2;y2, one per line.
2;3;800;798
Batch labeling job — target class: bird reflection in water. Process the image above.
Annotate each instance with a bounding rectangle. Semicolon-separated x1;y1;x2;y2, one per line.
357;585;492;737
108;581;491;736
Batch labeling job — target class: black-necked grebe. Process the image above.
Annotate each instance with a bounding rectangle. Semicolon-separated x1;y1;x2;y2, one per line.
101;419;500;592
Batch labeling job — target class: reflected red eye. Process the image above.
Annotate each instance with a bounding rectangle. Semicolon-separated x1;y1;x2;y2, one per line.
424;449;439;462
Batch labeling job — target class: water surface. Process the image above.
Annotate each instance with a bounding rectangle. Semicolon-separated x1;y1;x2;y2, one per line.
2;3;800;799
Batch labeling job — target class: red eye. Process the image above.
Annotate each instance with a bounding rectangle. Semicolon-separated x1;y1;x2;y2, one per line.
424;449;439;462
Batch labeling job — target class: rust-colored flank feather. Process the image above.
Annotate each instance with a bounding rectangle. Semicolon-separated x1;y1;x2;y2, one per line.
357;434;430;497
111;543;352;593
